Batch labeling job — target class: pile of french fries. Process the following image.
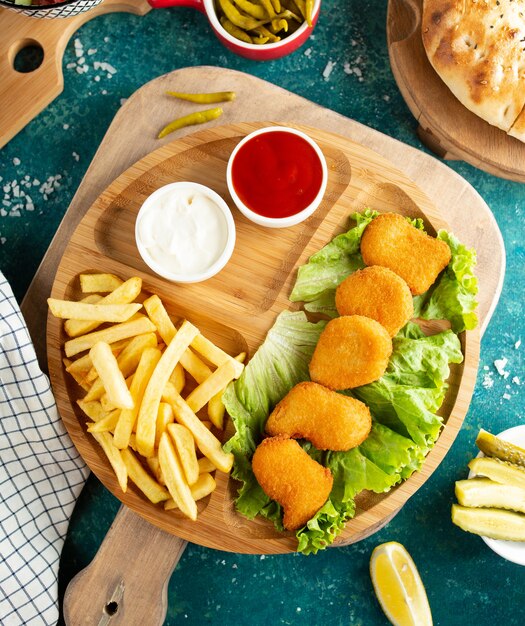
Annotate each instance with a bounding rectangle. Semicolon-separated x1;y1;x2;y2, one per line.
49;273;245;521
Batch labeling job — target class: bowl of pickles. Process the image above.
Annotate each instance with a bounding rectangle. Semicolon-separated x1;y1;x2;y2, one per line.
148;0;321;60
452;425;525;565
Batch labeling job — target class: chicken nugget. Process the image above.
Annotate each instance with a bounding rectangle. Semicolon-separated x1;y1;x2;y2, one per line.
309;315;392;390
266;381;371;451
252;435;333;531
335;266;413;337
360;213;451;295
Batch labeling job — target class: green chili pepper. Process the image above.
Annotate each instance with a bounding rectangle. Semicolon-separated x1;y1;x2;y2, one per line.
166;91;236;103
157;107;223;140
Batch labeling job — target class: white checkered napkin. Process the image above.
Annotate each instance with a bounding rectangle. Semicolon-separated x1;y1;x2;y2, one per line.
0;272;89;625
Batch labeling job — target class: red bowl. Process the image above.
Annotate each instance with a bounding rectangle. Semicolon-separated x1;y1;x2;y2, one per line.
148;0;321;61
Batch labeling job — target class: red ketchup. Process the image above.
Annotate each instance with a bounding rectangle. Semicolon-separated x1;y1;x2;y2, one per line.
230;131;324;219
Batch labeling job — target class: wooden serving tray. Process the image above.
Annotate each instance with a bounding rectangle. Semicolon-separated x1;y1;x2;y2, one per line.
47;121;480;555
387;0;525;182
22;66;500;624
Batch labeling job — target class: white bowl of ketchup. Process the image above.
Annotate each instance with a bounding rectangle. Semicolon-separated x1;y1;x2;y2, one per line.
226;126;328;229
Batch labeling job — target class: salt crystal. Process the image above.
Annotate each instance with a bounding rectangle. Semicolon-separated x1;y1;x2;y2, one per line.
87;48;97;56
322;60;336;80
78;56;85;65
63;124;70;130
503;393;512;400
104;36;109;43
516;340;522;349
94;76;101;82
343;62;353;75
72;152;80;162
2;200;10;207
107;73;112;79
482;372;494;389
304;47;312;57
512;376;521;385
12;158;20;166
74;38;82;49
76;66;84;75
66;63;76;69
101;90;107;95
383;94;391;102
353;67;363;78
494;358;509;377
1;237;6;243
33;180;40;186
120;98;127;106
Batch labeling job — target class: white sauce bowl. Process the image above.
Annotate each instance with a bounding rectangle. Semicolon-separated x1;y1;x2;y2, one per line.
135;182;235;283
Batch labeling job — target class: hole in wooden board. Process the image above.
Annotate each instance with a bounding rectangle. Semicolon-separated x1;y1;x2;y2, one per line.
92;137;351;315
10;39;44;73
105;601;119;616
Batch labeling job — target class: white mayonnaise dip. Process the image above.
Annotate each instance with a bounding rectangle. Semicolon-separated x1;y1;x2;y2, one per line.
136;184;231;279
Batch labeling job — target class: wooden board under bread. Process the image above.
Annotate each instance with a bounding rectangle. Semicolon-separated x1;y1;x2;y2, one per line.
387;0;525;182
47;121;481;554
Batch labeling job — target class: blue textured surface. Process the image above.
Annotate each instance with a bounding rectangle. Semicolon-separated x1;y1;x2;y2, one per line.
1;2;524;624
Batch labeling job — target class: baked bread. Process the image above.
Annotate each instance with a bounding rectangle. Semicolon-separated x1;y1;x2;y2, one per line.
422;0;525;142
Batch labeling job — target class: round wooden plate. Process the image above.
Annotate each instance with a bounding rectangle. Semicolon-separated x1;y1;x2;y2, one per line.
387;0;525;182
47;121;480;554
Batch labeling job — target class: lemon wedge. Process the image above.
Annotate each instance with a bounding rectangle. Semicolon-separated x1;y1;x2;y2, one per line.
370;541;433;626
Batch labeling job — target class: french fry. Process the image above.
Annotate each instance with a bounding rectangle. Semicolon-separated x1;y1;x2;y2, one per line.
164;472;216;510
207;352;246;429
89;342;134;409
169;362;185;394
168;423;199;485
64;277;143;337
191;334;244;379
64;316;156;358
155;402;175;448
70;338;131;386
83;332;158;401
162;383;234;473
180;348;213;384
158;432;197;520
64;358;91;391
136;321;199;458
121;448;170;504
185;360;237;414
91;431;127;492
80;273;123;293
87;409;121;433
143;294;211;384
113;347;162;449
147;456;164;484
77;399;106;422
47;299;142;323
198;457;216;473
143;294;177;344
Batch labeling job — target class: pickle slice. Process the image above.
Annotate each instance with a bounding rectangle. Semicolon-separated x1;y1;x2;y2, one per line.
468;456;525;489
455;478;525;514
452;504;525;541
476;429;525;467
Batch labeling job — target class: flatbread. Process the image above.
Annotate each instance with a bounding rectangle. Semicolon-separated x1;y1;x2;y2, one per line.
422;0;525;140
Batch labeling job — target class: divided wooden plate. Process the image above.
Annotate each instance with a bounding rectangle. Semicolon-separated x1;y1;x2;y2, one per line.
47;122;480;555
387;0;525;182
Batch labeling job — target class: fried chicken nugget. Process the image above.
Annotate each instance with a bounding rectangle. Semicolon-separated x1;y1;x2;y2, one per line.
335;266;414;337
360;213;451;295
266;382;371;451
252;435;333;531
309;315;392;390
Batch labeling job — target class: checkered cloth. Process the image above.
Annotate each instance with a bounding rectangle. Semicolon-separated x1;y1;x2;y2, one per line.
0;272;89;625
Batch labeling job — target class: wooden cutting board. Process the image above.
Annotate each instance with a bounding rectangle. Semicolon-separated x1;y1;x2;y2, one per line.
21;67;503;625
387;0;525;182
0;0;151;149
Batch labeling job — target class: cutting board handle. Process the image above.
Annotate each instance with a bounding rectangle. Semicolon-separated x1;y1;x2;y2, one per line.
63;505;187;625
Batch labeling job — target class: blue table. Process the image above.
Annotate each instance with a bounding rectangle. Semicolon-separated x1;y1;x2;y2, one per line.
1;2;524;624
